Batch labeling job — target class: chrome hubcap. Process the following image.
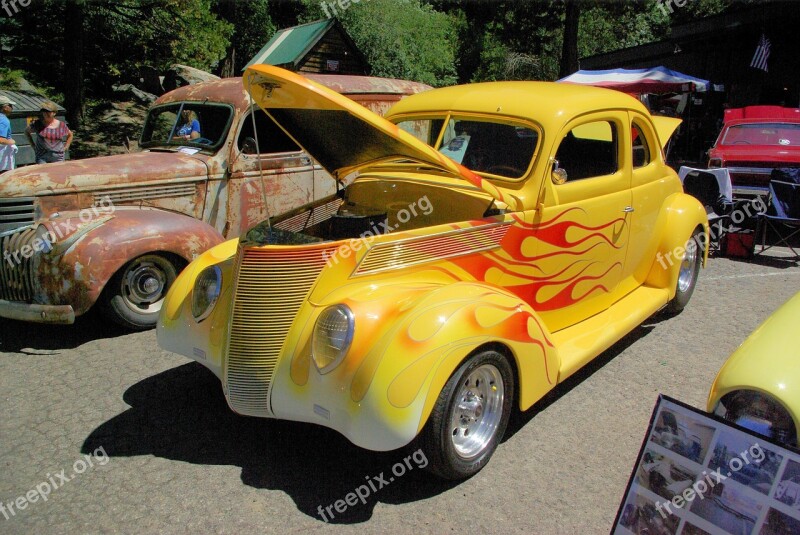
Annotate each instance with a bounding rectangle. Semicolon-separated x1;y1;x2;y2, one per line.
450;364;504;459
677;239;698;293
123;261;167;311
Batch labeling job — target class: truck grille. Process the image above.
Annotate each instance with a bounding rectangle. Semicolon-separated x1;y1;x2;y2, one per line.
224;245;334;417
0;197;36;233
0;226;37;302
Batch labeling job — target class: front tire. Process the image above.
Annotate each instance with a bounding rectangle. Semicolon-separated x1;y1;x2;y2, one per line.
99;253;181;331
420;350;514;480
665;229;703;315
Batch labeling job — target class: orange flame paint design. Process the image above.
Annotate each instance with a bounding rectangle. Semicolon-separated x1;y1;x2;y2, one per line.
447;208;627;311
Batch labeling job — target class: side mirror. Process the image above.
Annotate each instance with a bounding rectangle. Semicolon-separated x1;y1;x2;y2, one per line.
551;159;567;185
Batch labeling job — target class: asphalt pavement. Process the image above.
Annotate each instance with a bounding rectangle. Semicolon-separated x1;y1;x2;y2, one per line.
1;250;799;534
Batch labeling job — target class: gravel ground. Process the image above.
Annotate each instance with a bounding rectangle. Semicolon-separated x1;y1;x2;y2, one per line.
1;250;798;534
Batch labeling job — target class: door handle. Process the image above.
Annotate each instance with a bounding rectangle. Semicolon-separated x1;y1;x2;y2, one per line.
622;206;635;213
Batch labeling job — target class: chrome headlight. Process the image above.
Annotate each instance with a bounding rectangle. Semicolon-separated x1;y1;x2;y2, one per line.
34;224;55;254
312;304;354;374
191;265;222;321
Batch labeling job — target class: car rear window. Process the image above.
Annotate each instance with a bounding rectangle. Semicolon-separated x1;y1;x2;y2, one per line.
722;123;800;146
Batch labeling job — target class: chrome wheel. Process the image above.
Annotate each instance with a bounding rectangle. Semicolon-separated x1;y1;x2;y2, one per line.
449;364;505;460
677;238;699;293
665;229;702;315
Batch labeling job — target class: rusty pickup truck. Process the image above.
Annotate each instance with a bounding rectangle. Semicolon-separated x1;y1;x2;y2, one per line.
0;75;429;329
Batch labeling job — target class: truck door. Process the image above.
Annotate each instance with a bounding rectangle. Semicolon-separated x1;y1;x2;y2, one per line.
226;109;336;236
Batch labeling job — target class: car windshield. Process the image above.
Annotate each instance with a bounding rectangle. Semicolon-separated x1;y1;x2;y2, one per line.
140;103;233;149
394;116;538;179
721;123;800;147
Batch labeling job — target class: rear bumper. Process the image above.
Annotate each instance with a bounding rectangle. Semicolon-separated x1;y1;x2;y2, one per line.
0;300;75;324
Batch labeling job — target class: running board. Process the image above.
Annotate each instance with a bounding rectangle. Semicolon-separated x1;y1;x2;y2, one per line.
550;286;670;382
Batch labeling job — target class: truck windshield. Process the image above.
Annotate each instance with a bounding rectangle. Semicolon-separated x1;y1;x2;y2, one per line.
140;103;233;149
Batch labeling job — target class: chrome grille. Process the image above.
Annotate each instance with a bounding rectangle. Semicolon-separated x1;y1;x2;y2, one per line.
0;226;37;302
225;245;334;417
0;197;36;233
274;198;343;234
356;222;511;276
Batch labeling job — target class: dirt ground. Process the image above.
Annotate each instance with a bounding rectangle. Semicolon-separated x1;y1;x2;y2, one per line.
1;250;798;534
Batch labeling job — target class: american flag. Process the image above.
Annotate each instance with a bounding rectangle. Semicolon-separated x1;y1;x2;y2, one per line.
750;34;771;72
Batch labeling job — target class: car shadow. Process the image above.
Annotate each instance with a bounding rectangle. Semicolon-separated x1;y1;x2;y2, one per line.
0;307;129;354
82;362;458;524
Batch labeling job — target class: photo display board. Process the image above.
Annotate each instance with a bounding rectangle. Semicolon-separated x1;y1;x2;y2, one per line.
612;395;800;535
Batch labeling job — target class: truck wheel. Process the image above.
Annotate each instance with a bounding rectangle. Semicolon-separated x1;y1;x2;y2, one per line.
99;254;181;331
420;350;514;480
665;229;703;315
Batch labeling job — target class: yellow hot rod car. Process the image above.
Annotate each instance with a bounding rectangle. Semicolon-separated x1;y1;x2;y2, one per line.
157;66;709;479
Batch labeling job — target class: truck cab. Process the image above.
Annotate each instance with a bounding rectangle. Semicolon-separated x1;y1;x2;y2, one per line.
0;75;429;329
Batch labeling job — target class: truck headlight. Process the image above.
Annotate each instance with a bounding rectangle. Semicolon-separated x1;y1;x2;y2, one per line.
191;265;222;321
708;157;722;168
312;304;354;374
34;224;55;254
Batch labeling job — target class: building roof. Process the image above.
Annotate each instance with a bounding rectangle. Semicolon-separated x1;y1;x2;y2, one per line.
245;19;336;70
0;89;65;116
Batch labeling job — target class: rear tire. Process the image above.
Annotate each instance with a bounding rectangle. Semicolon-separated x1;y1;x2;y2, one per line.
98;253;181;331
420;350;514;480
665;229;703;315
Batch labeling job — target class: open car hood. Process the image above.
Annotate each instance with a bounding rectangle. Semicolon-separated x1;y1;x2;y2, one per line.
243;65;521;211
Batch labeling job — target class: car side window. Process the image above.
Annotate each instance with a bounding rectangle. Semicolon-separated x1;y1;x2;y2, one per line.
631;122;651;168
554;120;618;181
238;111;302;155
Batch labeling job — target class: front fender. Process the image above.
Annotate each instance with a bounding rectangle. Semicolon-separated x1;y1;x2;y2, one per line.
645;192;709;296
36;207;224;316
272;280;558;451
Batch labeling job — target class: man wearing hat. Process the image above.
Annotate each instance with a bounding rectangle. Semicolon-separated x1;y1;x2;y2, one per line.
25;100;72;164
0;95;18;173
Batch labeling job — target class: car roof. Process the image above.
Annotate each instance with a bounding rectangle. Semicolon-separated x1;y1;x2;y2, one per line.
385;81;651;124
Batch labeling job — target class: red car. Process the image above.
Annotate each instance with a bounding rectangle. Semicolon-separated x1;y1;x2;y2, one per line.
708;106;800;193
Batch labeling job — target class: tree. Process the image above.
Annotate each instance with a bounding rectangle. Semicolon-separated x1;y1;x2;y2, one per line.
300;0;459;87
215;0;277;76
559;0;581;78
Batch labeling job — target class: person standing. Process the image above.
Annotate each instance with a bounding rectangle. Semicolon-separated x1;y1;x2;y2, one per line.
0;95;17;173
25;101;72;164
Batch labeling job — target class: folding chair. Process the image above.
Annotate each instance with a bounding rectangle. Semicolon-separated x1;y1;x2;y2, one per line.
757;179;800;257
682;170;736;254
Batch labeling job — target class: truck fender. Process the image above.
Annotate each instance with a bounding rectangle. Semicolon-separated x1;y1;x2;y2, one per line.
37;207;224;316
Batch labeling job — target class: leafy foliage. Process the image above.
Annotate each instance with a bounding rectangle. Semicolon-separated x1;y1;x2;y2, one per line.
300;0;459;86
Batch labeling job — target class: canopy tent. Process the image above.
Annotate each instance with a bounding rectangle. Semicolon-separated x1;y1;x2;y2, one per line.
558;67;709;94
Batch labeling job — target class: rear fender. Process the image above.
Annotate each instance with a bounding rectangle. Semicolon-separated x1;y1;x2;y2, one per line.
644;193;709;297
